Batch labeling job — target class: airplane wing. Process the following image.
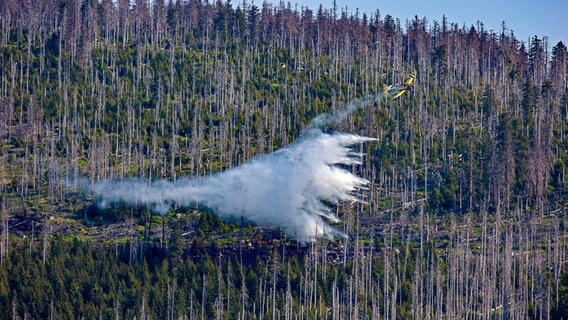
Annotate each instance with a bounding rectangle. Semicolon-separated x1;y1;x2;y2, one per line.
390;89;407;99
382;84;393;94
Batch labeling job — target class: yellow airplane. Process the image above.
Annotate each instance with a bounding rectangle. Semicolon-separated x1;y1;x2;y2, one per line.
382;74;415;99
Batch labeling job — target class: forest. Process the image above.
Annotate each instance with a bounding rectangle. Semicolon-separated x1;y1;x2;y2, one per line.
1;0;568;318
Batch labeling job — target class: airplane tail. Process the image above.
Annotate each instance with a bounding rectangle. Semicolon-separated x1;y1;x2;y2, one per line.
404;74;416;86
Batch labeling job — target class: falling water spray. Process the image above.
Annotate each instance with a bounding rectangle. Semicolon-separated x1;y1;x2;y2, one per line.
84;95;381;240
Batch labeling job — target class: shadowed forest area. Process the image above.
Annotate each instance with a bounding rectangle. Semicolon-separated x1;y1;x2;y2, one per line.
1;0;568;319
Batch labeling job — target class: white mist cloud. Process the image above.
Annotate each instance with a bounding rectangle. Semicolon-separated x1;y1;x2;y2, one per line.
87;129;374;241
309;94;380;128
85;95;381;241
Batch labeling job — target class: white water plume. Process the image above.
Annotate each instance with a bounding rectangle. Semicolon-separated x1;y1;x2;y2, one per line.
86;95;380;241
87;130;373;241
309;93;381;128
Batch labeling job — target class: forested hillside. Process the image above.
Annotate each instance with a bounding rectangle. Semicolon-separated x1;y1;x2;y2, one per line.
1;0;568;319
